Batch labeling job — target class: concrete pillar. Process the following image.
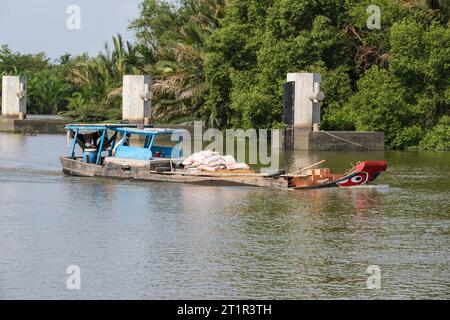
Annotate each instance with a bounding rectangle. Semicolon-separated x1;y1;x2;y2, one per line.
122;75;152;123
286;73;324;131
1;75;27;118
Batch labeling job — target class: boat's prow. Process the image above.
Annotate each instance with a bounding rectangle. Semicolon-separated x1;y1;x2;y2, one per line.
335;161;388;187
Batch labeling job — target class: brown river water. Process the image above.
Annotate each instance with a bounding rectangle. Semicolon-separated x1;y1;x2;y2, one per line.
0;132;448;299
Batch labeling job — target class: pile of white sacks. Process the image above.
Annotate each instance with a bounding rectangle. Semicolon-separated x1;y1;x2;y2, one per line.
182;150;250;172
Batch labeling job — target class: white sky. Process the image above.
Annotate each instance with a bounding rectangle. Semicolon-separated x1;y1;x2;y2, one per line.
0;0;143;60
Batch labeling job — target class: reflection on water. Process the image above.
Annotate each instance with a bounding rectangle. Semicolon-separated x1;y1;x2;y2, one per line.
0;132;448;299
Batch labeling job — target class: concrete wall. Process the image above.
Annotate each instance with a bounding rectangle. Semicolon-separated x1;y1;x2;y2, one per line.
0;119;67;134
0;120;202;136
0;119;14;131
292;130;384;151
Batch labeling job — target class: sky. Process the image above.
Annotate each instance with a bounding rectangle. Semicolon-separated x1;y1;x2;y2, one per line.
0;0;143;60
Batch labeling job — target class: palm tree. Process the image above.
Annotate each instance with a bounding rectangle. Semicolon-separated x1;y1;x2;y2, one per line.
28;70;72;114
150;0;226;121
65;1;227;122
66;34;148;111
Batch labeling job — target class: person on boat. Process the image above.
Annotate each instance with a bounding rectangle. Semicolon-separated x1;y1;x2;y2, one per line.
80;132;99;149
87;137;95;149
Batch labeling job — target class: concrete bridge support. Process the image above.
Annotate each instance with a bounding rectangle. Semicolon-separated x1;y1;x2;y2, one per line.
1;75;27;119
286;72;324;131
122;75;152;124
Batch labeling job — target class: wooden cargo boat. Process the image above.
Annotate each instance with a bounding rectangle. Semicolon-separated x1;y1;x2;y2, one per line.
60;125;388;190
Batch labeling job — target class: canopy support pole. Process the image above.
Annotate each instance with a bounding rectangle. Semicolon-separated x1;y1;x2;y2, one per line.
71;129;79;159
96;129;107;165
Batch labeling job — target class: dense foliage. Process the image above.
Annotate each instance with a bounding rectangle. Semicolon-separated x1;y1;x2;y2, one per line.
200;0;449;149
0;0;448;150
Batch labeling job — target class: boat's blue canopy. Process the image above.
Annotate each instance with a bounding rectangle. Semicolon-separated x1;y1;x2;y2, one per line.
65;124;155;131
66;124;184;163
115;127;180;135
65;124;111;131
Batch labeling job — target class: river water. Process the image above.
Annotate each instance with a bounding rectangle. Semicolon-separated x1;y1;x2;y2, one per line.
0;132;448;299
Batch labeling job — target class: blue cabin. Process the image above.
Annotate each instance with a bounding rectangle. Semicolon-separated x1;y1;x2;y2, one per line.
114;127;183;160
65;124;183;165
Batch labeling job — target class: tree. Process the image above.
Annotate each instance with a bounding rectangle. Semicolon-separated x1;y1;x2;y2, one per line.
1;0;448;150
420;116;450;151
202;0;355;128
63;34;147;121
131;0;226;122
0;45;49;74
27;69;72;114
342;67;422;149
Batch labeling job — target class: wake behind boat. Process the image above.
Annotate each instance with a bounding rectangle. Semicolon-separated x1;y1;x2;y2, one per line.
60;124;388;190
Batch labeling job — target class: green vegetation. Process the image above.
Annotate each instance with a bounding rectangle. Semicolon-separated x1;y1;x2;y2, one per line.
0;0;448;150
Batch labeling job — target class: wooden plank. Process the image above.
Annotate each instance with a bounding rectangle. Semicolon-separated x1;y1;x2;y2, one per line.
288;159;326;175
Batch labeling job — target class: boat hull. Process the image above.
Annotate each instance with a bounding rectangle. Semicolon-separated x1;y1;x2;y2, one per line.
60;157;290;189
60;157;387;190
